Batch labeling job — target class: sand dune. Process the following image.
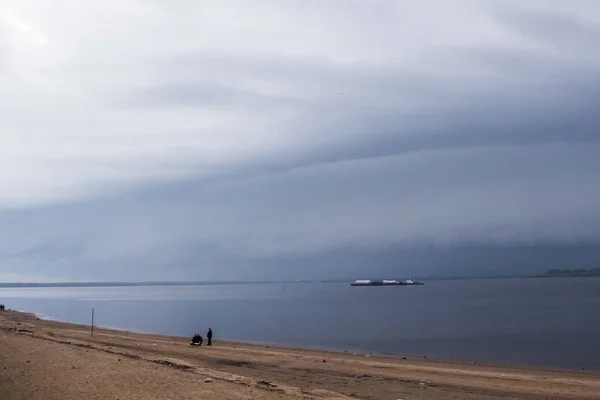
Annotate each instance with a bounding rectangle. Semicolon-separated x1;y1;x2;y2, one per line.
1;311;599;399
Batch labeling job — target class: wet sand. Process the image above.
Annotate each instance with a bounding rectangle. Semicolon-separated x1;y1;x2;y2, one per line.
1;310;599;399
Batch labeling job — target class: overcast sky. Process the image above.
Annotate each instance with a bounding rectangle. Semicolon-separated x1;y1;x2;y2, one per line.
1;0;599;282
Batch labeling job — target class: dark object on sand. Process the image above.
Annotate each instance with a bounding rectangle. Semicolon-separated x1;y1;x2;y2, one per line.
190;334;203;346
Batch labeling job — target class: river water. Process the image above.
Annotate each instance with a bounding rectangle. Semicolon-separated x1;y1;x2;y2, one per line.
1;277;599;370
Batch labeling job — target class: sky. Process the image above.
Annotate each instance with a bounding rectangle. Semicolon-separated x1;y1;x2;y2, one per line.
1;0;599;282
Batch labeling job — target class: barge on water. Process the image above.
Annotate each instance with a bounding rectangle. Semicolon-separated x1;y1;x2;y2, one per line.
350;278;424;286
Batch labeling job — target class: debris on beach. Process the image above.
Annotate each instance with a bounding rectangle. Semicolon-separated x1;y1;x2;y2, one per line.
257;380;278;388
204;378;213;383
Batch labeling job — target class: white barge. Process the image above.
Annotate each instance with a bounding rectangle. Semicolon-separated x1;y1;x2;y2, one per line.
350;278;424;286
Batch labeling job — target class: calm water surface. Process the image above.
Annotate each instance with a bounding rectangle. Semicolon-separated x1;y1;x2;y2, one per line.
1;278;599;370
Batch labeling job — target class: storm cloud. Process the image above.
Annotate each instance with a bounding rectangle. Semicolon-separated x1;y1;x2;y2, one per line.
0;0;599;281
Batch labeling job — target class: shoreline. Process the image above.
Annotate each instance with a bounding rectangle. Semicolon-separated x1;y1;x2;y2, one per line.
2;310;600;399
25;308;596;373
11;307;596;374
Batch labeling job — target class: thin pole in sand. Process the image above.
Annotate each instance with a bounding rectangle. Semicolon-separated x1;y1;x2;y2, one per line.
91;308;94;337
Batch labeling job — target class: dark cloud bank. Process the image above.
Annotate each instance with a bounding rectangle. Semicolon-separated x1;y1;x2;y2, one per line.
1;4;600;281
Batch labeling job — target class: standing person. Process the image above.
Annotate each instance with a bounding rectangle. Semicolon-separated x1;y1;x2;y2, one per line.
207;328;213;346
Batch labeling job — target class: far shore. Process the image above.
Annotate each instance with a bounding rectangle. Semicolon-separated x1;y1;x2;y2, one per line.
2;310;600;399
0;275;526;288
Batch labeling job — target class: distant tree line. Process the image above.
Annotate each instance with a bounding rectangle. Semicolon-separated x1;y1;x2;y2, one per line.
543;268;600;277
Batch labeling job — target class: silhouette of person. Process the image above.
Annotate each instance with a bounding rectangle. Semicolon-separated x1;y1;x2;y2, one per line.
207;328;213;346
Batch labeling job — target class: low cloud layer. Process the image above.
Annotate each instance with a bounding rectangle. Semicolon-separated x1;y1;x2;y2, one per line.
1;1;599;281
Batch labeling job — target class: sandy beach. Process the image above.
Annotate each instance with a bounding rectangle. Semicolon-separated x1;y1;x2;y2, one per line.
1;311;599;400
